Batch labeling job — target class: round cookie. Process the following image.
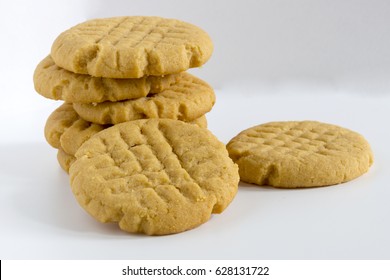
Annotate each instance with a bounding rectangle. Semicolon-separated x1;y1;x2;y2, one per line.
69;119;239;235
51;16;213;78
57;148;76;173
45;103;208;156
72;73;215;125
227;121;374;188
34;56;181;103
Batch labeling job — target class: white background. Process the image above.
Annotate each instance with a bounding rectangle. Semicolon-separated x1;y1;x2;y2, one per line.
0;0;389;259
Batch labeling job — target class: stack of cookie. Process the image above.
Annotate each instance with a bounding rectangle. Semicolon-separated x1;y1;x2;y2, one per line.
33;16;240;235
34;16;215;172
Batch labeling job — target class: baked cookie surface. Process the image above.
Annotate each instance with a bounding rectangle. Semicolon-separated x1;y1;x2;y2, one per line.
227;121;373;188
51;16;213;78
69;119;239;235
57;148;76;173
72;73;215;124
34;56;181;103
44;103;107;155
45;103;207;156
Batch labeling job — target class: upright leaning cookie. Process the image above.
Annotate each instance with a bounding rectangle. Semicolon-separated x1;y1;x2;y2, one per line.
51;16;213;78
69;119;239;235
227;121;373;188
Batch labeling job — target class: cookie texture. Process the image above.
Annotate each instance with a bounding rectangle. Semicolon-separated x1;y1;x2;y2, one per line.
44;103;107;155
69;119;239;235
51;16;213;78
72;73;215;124
34;56;181;103
190;115;208;129
45;103;207;156
57;148;76;173
227;121;374;188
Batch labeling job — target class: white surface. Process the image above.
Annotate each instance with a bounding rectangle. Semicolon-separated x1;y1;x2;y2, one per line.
1;0;390;259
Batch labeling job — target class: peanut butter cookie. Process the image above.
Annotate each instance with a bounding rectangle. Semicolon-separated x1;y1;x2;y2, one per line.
34;56;181;103
51;16;213;78
227;121;373;188
69;119;239;235
45;103;207;156
72;73;215;125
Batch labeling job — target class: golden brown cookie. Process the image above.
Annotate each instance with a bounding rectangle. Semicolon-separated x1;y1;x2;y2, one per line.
34;56;181;103
227;121;373;188
190;115;208;129
44;102;83;149
45;103;207;155
44;103;108;155
69;119;239;235
57;148;76;173
73;73;215;125
51;16;213;78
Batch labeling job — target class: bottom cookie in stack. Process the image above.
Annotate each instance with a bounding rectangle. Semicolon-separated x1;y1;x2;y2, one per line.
45;103;208;173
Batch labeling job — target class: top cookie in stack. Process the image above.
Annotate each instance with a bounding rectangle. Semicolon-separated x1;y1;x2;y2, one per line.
51;16;213;78
34;16;215;124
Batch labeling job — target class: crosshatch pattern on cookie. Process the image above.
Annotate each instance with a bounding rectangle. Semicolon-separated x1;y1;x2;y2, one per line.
70;119;239;235
236;122;354;158
89;17;189;48
227;121;373;188
72;73;215;124
51;16;213;78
